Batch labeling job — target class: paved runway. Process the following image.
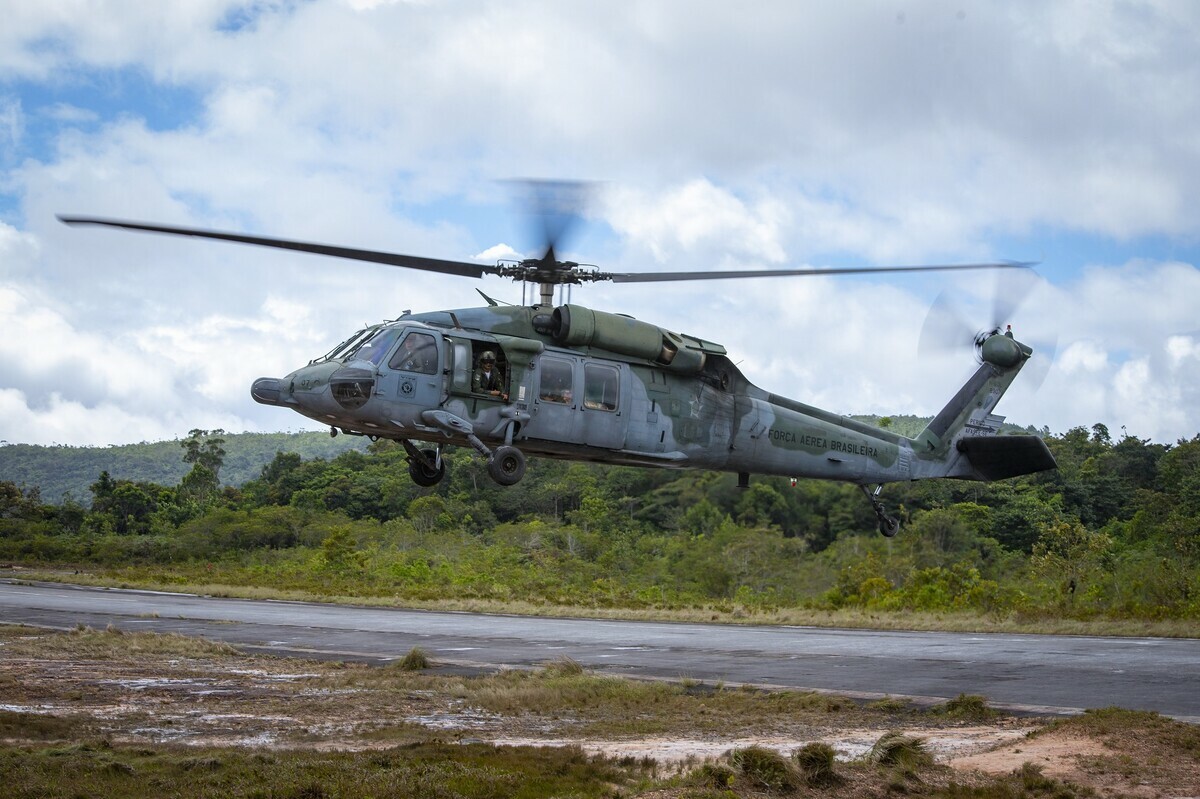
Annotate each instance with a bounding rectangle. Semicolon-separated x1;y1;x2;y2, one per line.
2;579;1197;720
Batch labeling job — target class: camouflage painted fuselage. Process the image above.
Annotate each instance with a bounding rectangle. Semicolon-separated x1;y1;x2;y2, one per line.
252;303;1047;486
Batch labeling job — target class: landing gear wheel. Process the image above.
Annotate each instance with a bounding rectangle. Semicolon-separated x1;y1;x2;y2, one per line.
408;448;446;487
487;445;526;486
859;484;902;538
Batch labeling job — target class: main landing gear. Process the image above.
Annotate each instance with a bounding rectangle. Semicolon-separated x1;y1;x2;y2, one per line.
401;439;528;487
860;484;901;538
486;445;526;486
410;411;529;487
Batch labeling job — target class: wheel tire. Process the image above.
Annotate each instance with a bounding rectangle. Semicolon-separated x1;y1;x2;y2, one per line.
487;445;526;486
879;517;900;538
409;448;446;487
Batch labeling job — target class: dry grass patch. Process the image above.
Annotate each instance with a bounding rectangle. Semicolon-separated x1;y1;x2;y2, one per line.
21;572;1200;638
394;646;431;671
1;625;240;659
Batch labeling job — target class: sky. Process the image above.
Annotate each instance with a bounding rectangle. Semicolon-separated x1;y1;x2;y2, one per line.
2;0;1199;448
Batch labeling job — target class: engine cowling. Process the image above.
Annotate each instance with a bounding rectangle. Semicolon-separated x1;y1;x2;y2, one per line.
550;304;706;374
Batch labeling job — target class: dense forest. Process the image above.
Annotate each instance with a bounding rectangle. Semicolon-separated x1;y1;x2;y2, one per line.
1;424;1197;623
0;431;367;502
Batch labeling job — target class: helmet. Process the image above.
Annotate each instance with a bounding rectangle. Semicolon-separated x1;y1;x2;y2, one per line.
480;350;496;363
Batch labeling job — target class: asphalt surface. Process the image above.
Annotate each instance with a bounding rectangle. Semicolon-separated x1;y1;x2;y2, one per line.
2;579;1197;721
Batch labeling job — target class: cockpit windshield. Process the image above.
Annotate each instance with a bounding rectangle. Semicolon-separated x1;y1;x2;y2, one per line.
346;326;402;366
311;326;380;364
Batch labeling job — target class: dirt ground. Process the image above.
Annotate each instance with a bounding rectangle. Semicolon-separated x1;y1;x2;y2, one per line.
2;625;1197;798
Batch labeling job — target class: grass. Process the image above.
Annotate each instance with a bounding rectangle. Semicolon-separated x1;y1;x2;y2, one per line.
15;569;1200;638
0;710;94;741
731;745;801;792
793;741;843;787
0;741;657;799
335;665;888;738
0;624;240;659
1;624;910;744
4;625;1192;799
866;730;934;768
394;646;431;671
932;693;997;720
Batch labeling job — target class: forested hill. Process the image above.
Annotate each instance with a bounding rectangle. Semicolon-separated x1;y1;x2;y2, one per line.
0;414;1042;504
0;432;368;502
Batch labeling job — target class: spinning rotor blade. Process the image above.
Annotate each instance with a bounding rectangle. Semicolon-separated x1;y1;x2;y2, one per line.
918;290;977;361
918;270;1057;390
607;261;1036;284
510;179;594;265
59;210;1039;296
57;216;500;279
990;265;1042;334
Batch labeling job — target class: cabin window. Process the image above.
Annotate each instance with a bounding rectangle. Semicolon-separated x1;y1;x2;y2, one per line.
583;364;619;411
538;358;574;404
388;332;438;374
451;342;472;390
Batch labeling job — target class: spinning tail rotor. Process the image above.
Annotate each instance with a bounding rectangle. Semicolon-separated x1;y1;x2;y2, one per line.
918;267;1056;389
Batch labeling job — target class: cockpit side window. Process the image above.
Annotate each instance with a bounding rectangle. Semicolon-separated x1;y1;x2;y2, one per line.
388;332;438;374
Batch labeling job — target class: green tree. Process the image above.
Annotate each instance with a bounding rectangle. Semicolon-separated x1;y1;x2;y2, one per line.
321;525;357;571
181;429;227;479
1032;519;1113;606
178;429;227;505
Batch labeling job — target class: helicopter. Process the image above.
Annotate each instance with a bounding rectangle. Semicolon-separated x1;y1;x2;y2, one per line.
59;192;1056;537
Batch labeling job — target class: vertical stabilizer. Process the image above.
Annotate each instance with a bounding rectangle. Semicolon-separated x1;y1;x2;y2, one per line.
911;332;1055;480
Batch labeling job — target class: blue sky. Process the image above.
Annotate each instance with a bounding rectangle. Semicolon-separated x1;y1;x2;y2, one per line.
2;1;1200;446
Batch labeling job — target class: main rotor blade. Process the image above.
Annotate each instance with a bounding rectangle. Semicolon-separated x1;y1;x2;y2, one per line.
508;179;593;264
606;261;1036;283
57;216;499;279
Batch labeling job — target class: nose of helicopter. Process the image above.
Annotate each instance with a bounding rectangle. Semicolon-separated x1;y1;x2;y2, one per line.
251;377;290;407
251;361;357;415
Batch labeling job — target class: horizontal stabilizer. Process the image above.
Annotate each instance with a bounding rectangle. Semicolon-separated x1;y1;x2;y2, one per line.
955;435;1057;480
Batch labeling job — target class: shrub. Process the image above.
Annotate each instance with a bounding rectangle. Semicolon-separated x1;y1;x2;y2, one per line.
540;656;585;677
793;741;843;786
730;745;800;792
395;646;430;671
688;761;735;788
866;731;933;768
937;693;995;720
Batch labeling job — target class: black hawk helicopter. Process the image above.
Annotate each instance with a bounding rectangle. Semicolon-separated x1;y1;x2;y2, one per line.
60;187;1056;537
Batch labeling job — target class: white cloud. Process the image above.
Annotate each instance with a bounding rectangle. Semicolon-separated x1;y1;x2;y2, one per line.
605;180;789;264
42;103;98;124
2;2;1200;446
474;243;521;261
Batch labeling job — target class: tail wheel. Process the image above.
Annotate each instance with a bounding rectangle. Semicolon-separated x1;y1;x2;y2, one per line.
487;445;526;486
409;448;447;487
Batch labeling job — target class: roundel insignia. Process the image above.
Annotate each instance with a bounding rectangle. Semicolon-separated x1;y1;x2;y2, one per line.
400;380;415;395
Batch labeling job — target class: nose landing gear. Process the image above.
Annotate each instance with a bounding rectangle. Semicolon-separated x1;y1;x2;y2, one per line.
403;442;448;487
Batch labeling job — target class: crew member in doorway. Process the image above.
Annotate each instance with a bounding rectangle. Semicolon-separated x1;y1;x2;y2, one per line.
472;350;508;401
